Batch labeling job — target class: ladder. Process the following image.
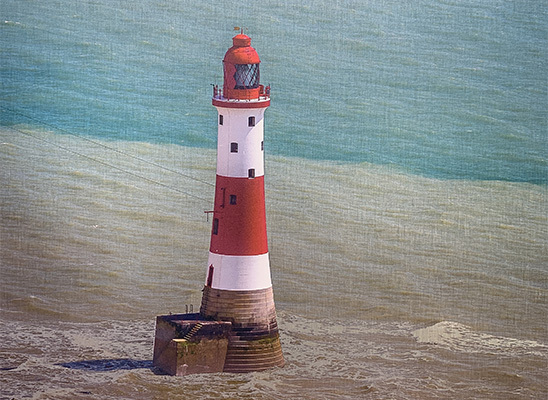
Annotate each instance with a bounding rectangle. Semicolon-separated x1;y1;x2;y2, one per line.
182;323;203;341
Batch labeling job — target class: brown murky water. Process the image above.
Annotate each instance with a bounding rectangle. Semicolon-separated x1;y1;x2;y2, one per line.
1;127;547;399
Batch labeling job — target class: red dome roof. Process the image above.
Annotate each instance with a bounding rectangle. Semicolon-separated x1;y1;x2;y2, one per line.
232;34;251;47
223;34;260;65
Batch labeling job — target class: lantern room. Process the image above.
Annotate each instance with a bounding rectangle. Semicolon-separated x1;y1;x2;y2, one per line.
220;34;268;101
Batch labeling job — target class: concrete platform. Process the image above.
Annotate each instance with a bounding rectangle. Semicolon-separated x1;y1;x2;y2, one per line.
152;313;232;376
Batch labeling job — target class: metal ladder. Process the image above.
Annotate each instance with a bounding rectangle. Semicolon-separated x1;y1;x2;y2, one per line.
182;323;203;341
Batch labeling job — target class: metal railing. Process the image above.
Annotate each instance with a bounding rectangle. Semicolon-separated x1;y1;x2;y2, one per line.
212;84;270;101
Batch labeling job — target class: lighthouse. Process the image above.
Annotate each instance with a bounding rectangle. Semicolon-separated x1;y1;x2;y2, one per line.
152;33;284;375
201;32;284;373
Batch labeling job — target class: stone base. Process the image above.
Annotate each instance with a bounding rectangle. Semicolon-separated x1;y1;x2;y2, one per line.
154;285;285;376
201;286;285;372
152;313;232;376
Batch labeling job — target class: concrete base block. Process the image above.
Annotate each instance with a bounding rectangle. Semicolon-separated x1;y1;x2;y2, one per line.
153;313;232;376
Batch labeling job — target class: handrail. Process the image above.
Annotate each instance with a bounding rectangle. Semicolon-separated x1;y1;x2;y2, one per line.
212;84;270;101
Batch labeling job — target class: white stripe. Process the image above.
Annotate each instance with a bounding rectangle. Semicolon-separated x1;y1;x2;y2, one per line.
215;107;267;178
206;252;272;291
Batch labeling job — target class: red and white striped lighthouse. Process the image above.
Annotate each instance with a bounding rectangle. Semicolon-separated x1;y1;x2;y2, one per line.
199;33;284;372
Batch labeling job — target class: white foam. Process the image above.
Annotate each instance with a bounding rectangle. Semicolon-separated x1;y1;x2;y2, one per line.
413;321;548;356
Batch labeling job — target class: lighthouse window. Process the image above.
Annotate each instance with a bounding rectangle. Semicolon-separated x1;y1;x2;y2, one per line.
219;115;223;125
248;168;255;178
261;141;264;151
212;218;219;235
234;63;260;89
248;116;255;127
230;142;238;153
229;195;237;205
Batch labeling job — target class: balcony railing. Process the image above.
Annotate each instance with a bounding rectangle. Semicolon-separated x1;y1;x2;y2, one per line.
212;84;270;101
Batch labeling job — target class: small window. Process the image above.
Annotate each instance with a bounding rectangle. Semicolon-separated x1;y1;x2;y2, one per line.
248;168;255;178
261;141;264;151
229;195;237;205
230;142;238;153
212;218;219;235
248;116;255;127
219;115;223;125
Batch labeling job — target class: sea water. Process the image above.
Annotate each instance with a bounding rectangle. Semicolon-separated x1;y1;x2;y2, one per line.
1;0;547;399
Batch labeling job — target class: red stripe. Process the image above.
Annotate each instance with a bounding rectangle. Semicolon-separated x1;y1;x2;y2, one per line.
209;175;268;256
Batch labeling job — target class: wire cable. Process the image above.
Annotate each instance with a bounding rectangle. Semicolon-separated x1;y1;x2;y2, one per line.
5;124;211;203
0;105;215;188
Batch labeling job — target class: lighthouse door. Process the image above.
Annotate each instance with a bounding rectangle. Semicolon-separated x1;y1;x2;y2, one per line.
206;265;214;287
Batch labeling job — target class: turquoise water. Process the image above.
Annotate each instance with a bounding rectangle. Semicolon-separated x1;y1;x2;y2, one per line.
2;0;546;183
1;1;547;399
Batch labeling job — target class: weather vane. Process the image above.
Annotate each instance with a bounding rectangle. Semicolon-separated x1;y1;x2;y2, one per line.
233;26;247;34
